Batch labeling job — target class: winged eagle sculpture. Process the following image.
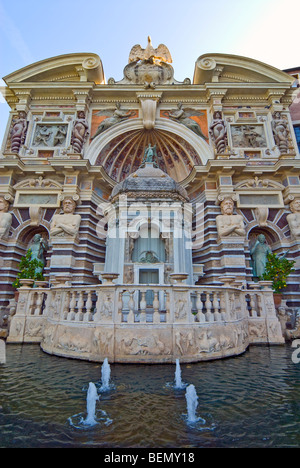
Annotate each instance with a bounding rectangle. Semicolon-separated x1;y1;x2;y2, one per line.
129;36;172;64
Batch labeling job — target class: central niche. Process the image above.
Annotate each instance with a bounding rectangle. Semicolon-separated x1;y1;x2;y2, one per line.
95;129;202;182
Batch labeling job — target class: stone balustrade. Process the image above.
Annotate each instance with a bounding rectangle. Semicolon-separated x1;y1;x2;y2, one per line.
7;279;285;361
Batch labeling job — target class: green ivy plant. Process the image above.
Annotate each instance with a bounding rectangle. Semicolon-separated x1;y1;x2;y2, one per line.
262;252;295;294
12;249;45;289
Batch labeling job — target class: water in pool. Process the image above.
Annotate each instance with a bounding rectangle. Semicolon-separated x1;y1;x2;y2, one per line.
0;343;299;448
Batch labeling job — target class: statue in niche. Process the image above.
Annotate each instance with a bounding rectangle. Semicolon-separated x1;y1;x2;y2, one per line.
71;111;89;153
0;197;12;239
50;197;81;239
250;233;272;278
10;111;28;153
141;144;158;166
28;234;48;276
163;103;207;140
287;198;300;238
91;103;136;140
209;111;227;153
272;111;289;154
216;198;246;238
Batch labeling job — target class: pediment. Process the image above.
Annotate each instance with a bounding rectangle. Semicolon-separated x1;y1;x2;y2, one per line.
3;53;105;84
193;53;295;85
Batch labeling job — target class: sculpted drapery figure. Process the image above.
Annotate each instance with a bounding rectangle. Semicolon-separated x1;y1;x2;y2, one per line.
163;103;207;140
28;234;48;276
250;234;272;278
287;198;300;238
209;111;227;153
0;197;12;239
71;111;89;153
272;111;289;154
91;103;135;140
216;198;246;238
10;111;28;153
50;197;81;239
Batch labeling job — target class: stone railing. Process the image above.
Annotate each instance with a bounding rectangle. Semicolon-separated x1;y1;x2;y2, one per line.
7;280;284;347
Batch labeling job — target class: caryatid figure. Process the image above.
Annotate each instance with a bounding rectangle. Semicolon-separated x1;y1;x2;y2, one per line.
10;111;28;153
216;197;246;238
50;197;81;239
287;198;300;239
71;111;89;153
0;197;12;239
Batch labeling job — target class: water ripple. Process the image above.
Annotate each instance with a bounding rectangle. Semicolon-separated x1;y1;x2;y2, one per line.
1;344;300;447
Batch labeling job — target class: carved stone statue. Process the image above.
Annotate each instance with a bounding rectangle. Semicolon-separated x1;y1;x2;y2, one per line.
0;197;12;239
10;111;28;153
50;197;81;239
142;144;157;165
250;233;272;278
287;198;300;238
272;111;289;154
28;234;48;276
209;111;227;153
129;36;172;64
216;198;246;238
163;103;206;140
91;103;135;139
71;111;89;153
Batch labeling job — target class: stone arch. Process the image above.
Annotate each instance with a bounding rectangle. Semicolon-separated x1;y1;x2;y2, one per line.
17;224;49;245
247;225;281;251
85;117;214;182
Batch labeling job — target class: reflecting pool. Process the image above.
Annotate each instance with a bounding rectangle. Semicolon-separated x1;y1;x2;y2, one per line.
0;344;299;448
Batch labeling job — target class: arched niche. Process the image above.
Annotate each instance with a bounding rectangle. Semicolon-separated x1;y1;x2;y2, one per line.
85;118;214;182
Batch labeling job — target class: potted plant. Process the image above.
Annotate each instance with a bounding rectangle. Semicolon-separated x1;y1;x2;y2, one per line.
262;252;295;306
12;249;45;292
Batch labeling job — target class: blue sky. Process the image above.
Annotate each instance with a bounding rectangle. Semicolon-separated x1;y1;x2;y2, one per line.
0;0;299;144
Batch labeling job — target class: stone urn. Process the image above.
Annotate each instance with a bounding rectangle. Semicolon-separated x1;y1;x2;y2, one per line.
258;280;273;290
169;273;189;284
19;278;34;288
101;273;119;285
34;281;49;288
51;275;71;287
218;275;236;287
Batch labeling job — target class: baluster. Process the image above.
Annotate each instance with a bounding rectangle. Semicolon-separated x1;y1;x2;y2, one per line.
140;291;147;323
213;292;220;321
77;291;84;321
127;291;135;323
249;293;257;318
219;290;227;321
165;290;170;323
196;291;205;323
84;290;93;322
117;290;124;323
63;291;70;320
34;291;43;316
29;291;36;315
153;291;160;323
205;292;214;322
230;292;236;319
68;291;76;320
257;294;263;317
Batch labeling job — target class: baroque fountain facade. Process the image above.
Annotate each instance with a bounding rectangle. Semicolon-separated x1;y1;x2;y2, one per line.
0;38;300;363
